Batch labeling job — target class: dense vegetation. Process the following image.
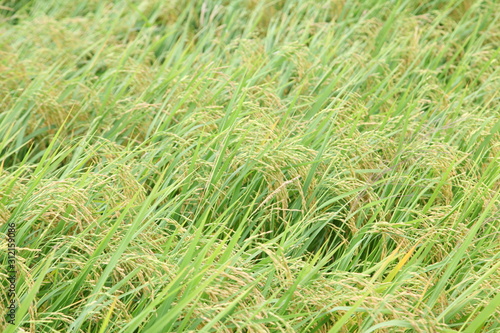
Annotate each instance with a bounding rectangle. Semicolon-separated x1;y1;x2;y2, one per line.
1;0;499;332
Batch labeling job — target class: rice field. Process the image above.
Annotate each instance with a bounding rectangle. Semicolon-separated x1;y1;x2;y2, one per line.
0;0;499;332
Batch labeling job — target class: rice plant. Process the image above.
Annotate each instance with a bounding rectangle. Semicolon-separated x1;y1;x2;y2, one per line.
0;0;499;332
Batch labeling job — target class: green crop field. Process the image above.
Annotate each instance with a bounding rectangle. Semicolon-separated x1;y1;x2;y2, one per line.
1;0;499;332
